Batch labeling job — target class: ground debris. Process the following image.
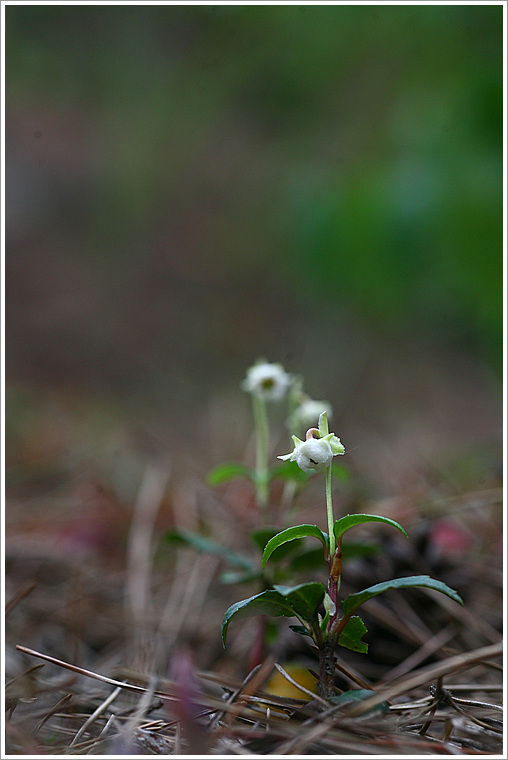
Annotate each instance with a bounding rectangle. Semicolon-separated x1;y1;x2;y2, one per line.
5;641;503;756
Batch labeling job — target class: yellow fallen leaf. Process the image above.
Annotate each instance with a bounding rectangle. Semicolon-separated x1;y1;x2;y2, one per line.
264;663;318;700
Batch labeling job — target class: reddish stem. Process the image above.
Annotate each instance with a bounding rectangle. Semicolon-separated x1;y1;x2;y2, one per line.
327;538;342;631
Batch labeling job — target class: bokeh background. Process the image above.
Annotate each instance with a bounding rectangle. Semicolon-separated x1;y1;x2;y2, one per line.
5;0;504;703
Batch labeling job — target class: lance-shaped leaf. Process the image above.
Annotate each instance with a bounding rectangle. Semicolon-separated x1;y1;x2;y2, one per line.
289;542;380;573
334;514;408;542
289;624;313;638
220;569;263;585
337;616;368;653
222;590;296;646
273;582;326;622
342;575;464;618
262;525;328;568
289;547;329;572
206;462;253;487
164;529;254;570
251;527;303;563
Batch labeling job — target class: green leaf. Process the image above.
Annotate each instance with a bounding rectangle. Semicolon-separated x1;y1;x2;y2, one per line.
342;575;464;617
289;624;312;638
222;590;296;646
273;582;326;621
289;547;327;572
333;514;408;542
269;460;310;483
342;541;380;559
262;525;328;568
337;616;368;653
288;541;378;573
251;527;303;562
164;529;254;570
250;527;280;553
206;462;253;486
320;611;330;633
220;569;263;585
331;463;350;482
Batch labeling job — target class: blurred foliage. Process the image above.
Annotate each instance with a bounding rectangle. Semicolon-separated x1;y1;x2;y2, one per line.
6;4;503;369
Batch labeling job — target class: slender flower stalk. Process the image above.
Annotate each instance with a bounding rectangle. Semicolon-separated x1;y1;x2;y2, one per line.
325;464;335;558
252;393;269;510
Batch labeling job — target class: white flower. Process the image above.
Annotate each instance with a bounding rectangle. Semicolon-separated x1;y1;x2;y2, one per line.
242;361;292;402
295;438;333;472
278;429;345;472
290;397;333;431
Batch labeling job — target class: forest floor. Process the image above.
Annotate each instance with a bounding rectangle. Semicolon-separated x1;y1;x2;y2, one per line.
5;393;503;755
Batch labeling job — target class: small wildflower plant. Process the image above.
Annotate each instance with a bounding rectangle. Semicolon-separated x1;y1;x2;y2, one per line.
222;410;464;700
163;360;463;701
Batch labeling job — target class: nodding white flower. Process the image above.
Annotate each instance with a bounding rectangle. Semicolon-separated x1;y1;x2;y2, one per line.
278;428;345;472
290;397;333;431
242;361;292;402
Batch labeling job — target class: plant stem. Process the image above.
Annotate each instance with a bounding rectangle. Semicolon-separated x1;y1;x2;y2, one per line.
252;393;269;511
325;464;335;557
318;636;337;700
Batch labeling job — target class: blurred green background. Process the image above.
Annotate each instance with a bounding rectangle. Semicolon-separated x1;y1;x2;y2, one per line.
6;4;503;501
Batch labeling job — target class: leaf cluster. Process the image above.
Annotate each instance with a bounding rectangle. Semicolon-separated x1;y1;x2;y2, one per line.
223;514;463;653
